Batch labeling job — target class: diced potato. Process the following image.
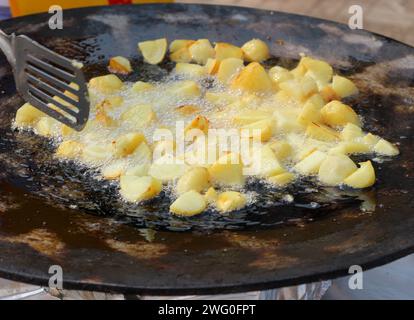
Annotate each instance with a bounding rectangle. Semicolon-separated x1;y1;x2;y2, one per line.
297;99;322;125
344;161;376;188
214;42;244;61
306;122;339;141
362;133;381;148
176;167;210;194
241;119;274;142
120;175;162;202
132;81;154;93
131;142;152;164
35;117;61;137
96;96;124;111
175;104;200;116
15;103;44;127
241;39;270;62
249;145;285;177
82;144;113;164
320;85;339;102
208;153;245;186
101;160;127;180
267;172;295;186
170;47;192;63
279;76;318;102
301;56;333;85
268;140;292;160
204;187;218;203
332;75;358;98
108;56;132;75
188;39;215;65
120;104;156;128
373;139;399;156
217;58;244;83
138;38;167;65
125;163;149;177
340;123;363;141
320;100;360;127
233;109;272;125
148;155;188;182
205;58;220;75
112;132;146;157
231;62;273;93
170;190;207;216
268;66;293;86
185;115;209;138
89;74;123;93
205;91;239;105
96;108;117;127
294;150;327;175
274;108;305;133
166;80;201;99
318;154;357;186
306;93;326;109
153;139;176;159
216;191;247;213
170;39;195;53
56;140;83;158
175;63;207;77
328;141;370;155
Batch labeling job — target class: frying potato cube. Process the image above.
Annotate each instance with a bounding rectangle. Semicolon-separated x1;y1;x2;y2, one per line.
301;56;333;85
279;76;318;102
175;63;207;77
216;191;247;213
35;117;61;137
320;85;339;102
188;39;215;65
318;154;357;186
362;133;381;148
82;144;113;164
294;150;327;175
176;167;210;194
185;115;209;137
170;190;207;216
267;172;295;186
249;145;285;177
217;58;244;83
167;80;201;99
96;96;124;111
101;160;127;180
214;42;244;61
132;81;154;93
205;91;239;105
125;163;150;177
15;103;44;127
176;104;200;116
89;74;123;93
297;99;322;125
112;132;146;157
120;175;162;202
208;153;245;186
121;104;156;128
138;38;167;65
328;141;370;155
241;39;270;62
306;122;339;141
148;155;188;182
170;47;192;63
96;108;117;127
306;93;326;109
268;66;293;86
204;187;218;203
373;139;399;156
332;75;358;98
233;109;273;125
170;39;195;53
56;140;83;158
108;56;132;75
340;123;363;141
241;119;274;142
274;108;305;133
231;62;273;93
344;161;376;188
131;142;152;164
268;140;292;160
205;58;220;75
321;100;361;127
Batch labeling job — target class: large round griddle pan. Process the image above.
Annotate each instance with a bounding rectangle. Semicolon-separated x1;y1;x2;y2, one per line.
0;4;413;295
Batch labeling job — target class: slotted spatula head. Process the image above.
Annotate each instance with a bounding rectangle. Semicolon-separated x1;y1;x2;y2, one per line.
13;35;89;131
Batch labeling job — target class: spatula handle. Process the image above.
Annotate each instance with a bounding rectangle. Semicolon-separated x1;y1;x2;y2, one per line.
0;30;16;67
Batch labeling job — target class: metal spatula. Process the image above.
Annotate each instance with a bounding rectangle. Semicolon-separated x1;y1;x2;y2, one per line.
0;30;89;131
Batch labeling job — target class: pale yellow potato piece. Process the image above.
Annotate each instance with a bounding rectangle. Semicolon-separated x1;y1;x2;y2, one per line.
320;85;340;102
268;140;292;160
138;38;167;65
108;56;132;74
205;91;239;105
321;100;360;127
112;132;146;157
241;119;274;142
306;122;339;142
241;39;270;62
120;175;162;202
231;62;272;93
362;133;381;148
267;172;295;186
81;144;113;164
131;142;152;164
249;145;285;177
373;139;399;156
175;104;200;116
294;150;327;175
95;108;117;127
268;66;293;86
297;100;322;126
148;155;188;182
340;123;363;141
56;140;83;158
344;161;376;188
233;109;272;125
169;39;195;53
176;167;210;194
35;117;61;137
125;163;150;177
318;154;357;186
95;96;124;111
15;103;44;127
301;56;333;85
89;74;123;93
214;42;244;61
170;47;192;63
120;104;156;128
329;141;370;155
306;93;326;109
170;190;207;216
204;187;218;203
332;75;358;98
205;58;220;75
132;81;154;93
175;63;207;77
217;58;244;83
185;115;209;140
101;160;127;180
166;80;201;99
274;108;305;133
216;191;247;213
188;39;215;64
208;153;245;186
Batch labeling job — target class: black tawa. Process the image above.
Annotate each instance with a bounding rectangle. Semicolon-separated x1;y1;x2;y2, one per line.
0;4;413;295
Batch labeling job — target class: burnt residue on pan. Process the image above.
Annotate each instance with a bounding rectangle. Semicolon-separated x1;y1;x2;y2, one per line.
0;4;413;295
